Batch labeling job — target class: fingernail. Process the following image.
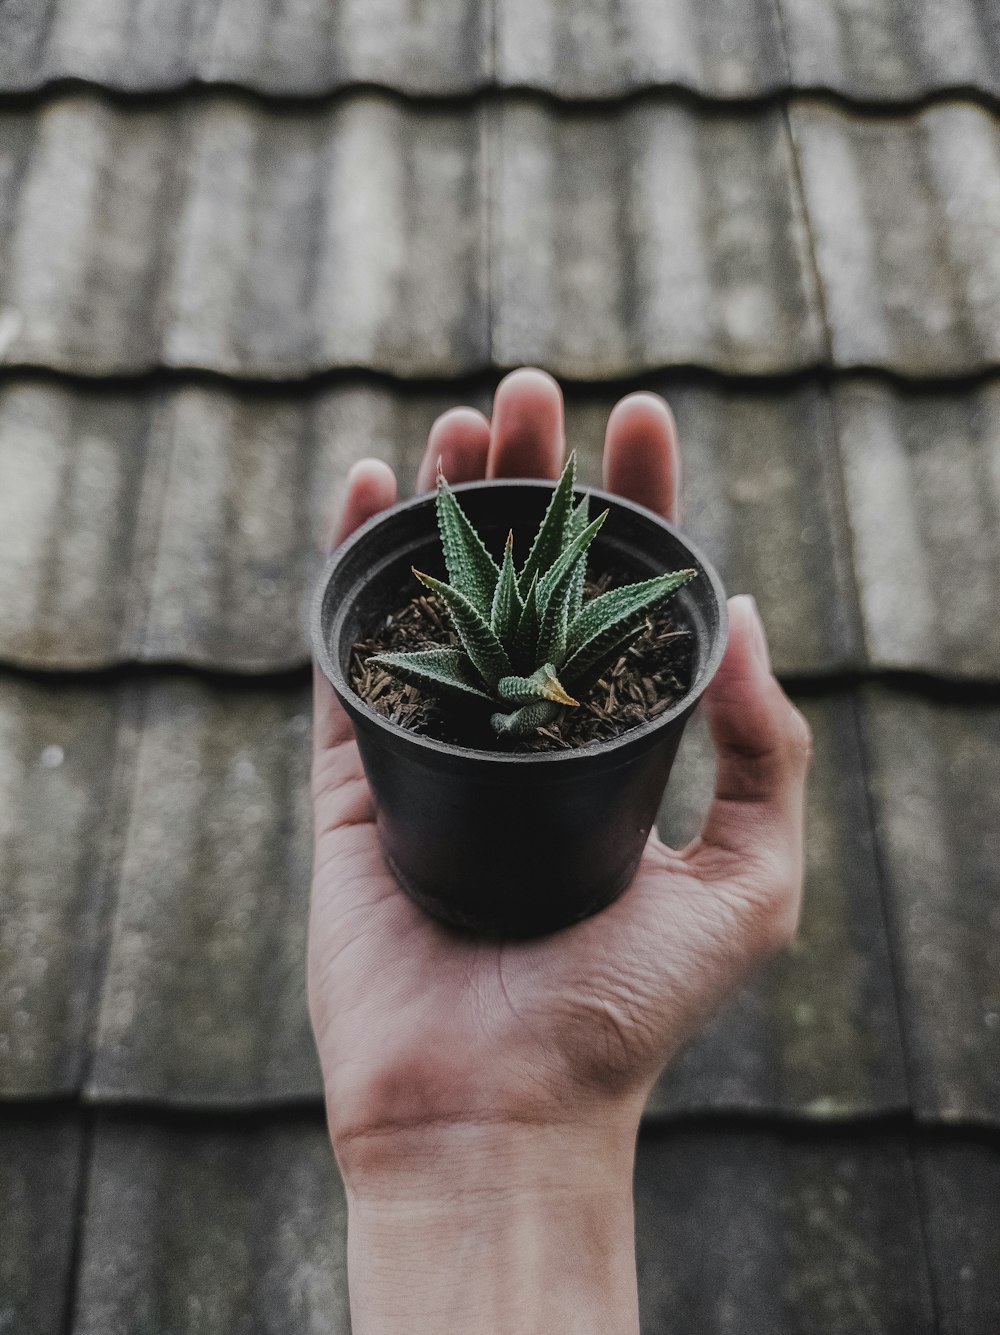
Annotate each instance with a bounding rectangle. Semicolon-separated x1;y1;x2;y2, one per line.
745;595;772;674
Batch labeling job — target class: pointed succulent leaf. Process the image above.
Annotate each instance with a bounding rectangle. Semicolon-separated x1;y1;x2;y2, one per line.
491;700;561;735
412;570;511;690
518;453;576;591
562;569;696;683
536;552;588;665
491;531;523;642
367;649;492;702
568;515;590;615
569;493;590;542
436;471;500;615
536;509;608;611
510;572;540;674
497;663;579;707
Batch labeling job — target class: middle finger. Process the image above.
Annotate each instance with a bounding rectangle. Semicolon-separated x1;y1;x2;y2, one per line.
487;367;566;480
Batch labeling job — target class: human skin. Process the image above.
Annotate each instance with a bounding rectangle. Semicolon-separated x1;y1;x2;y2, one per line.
310;367;812;1333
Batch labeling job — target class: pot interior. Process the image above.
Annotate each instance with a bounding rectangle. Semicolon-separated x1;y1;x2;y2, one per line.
317;481;727;738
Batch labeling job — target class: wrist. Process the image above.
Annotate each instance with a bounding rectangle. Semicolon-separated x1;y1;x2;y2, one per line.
335;1109;641;1201
338;1116;642;1335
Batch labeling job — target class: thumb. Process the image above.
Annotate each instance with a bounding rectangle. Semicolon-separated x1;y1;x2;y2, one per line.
313;459;397;757
684;595;811;945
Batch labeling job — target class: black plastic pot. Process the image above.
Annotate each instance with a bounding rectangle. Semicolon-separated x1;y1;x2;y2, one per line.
312;481;727;938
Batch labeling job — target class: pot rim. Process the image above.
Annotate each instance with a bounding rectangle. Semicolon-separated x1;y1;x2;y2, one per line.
311;479;728;766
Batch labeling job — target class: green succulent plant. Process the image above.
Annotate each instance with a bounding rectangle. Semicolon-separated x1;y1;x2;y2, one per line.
368;455;696;735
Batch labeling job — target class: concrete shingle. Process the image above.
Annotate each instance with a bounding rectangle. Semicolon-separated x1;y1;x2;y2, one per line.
496;0;788;99
793;101;1000;374
650;694;908;1118
0;677;135;1097
635;1124;935;1334
0;93;489;377
88;679;318;1105
3;0;999;102
834;378;1000;679
6;96;999;382
780;0;1000;102
916;1136;1000;1334
0;0;490;95
0;1111;84;1334
861;688;1000;1123
493;98;826;376
0;380;480;670
0;380;860;675
72;1114;350;1335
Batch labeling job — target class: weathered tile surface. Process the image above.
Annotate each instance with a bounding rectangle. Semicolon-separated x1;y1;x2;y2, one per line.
0;0;490;96
861;689;1000;1123
9;96;1000;381
565;385;863;676
0;380;476;670
660;386;861;676
834;378;1000;679
5;0;1000;102
73;1114;350;1335
496;0;788;99
648;694;908;1118
0;379;859;675
0;676;135;1097
0;1110;84;1335
793;102;1000;374
916;1136;1000;1335
0;93;488;377
493;99;826;376
780;0;1000;102
88;679;319;1105
5;678;913;1116
635;1124;935;1334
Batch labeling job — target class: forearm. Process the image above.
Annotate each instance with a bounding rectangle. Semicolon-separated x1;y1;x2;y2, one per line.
339;1118;642;1335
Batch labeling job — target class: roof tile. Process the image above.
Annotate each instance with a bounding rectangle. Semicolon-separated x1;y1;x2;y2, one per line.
0;1111;85;1333
4;0;1000;102
649;694;908;1118
792;101;1000;374
73;1114;350;1334
0;0;490;95
496;0;788;99
567;383;862;675
0;380;479;670
69;682;908;1117
636;1124;935;1333
860;688;1000;1123
659;385;862;675
916;1136;1000;1334
0;380;859;675
10;96;999;381
68;1116;945;1335
493;99;826;376
87;678;319;1105
834;378;1000;679
0;94;489;377
0;677;134;1097
780;0;1000;102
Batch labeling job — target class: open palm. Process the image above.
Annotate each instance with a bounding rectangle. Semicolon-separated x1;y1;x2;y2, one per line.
309;368;811;1157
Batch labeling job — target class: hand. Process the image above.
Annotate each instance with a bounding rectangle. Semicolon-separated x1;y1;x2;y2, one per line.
309;368;811;1334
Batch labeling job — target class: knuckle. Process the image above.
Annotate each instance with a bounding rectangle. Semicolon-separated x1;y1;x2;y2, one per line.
782;705;813;768
731;857;802;957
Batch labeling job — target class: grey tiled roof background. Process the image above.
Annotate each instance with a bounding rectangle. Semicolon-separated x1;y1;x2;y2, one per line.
1;2;998;1331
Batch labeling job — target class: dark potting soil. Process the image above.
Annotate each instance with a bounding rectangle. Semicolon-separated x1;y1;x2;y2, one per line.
349;573;695;753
